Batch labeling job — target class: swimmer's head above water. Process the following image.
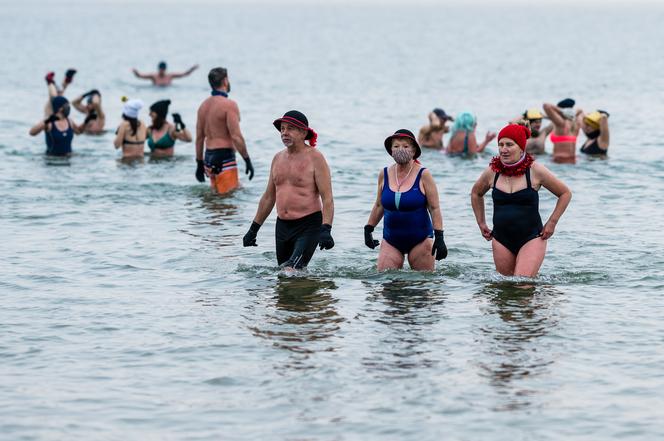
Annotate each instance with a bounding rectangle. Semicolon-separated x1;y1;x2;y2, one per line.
158;61;167;73
208;67;230;93
273;110;318;148
51;96;70;118
122;99;144;119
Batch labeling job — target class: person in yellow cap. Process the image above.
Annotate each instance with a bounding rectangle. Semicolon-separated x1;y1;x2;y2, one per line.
578;109;610;156
510;108;552;155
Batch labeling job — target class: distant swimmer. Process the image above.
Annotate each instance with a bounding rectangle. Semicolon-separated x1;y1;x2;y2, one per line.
114;99;146;160
243;111;334;270
418;108;454;150
146;100;192;158
543;98;579;164
511;109;552;155
72;89;105;134
471;124;572;277
578;109;610;156
132;61;199;87
364;129;447;271
29;96;82;156
446;111;496;155
195;67;253;194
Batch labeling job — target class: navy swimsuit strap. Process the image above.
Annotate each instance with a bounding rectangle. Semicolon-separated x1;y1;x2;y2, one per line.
525;167;532;188
413;167;426;189
493;172;500;189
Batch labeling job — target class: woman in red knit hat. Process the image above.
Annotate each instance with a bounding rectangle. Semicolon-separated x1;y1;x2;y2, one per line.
470;123;572;277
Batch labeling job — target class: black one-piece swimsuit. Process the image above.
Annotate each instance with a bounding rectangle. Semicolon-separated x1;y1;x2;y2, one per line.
492;168;543;255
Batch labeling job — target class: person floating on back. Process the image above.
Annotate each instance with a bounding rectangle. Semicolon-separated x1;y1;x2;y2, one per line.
195;67;253;194
243;110;334;271
470;123;572;277
364;129;448;271
132;61;199;87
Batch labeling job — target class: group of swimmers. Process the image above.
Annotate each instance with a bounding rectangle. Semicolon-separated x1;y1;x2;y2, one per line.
418;99;610;162
28;65;587;278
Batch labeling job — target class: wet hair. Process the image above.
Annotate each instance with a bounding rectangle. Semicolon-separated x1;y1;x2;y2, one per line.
151;115;166;131
122;114;140;136
208;67;228;89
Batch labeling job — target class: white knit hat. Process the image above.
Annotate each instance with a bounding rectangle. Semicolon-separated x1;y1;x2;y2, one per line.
122;99;143;119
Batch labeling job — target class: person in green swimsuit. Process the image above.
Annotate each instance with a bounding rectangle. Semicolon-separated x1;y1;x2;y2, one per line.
147;100;192;158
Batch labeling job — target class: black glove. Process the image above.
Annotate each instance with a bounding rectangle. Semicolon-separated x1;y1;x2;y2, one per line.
431;229;448;261
243;222;261;247
64;69;77;83
318;224;334;250
44;114;57;125
84;111;98;125
195;159;205;182
172;113;185;131
364;225;379;249
244;157;254;180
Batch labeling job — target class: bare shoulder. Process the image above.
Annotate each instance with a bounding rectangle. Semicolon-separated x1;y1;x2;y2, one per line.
309;148;328;163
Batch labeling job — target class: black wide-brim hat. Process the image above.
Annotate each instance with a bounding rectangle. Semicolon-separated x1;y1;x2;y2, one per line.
273;110;317;142
384;129;421;159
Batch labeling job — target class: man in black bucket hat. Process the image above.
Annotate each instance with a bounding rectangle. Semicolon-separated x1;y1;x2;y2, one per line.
243;110;335;271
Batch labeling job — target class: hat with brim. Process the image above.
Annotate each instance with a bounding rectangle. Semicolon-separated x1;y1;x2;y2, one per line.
273;110;318;147
384;129;421;159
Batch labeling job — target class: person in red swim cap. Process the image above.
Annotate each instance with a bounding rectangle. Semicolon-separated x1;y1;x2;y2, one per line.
470;123;572;277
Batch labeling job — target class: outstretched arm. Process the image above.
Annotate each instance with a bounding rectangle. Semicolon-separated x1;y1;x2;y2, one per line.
476;131;497;152
171;64;199;79
29;120;47;136
132;69;153;80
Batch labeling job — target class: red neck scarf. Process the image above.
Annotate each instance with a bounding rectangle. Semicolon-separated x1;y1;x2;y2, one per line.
490;152;534;176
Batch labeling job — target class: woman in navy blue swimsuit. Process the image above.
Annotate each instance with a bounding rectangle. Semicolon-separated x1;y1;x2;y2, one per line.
471;124;572;277
364;129;448;271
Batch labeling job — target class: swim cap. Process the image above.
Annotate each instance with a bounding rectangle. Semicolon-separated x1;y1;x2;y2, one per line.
273;110;318;147
384;129;421;159
123;99;144;119
524;108;543;120
450;111;476;138
557;98;575;108
150;100;171;119
51;96;69;114
498;124;531;150
158;61;167;70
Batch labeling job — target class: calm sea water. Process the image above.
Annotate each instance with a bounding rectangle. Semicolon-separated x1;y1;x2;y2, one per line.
2;2;664;440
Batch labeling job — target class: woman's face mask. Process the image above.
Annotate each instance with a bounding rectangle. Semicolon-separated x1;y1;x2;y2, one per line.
392;147;413;164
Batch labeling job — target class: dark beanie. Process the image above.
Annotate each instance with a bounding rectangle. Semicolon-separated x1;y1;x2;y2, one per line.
150;100;171;119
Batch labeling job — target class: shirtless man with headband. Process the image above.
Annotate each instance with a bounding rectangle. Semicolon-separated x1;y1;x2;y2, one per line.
132;61;199;87
195;67;254;194
243;110;335;270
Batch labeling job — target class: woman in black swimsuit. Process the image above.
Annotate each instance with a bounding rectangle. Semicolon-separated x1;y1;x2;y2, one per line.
471;124;572;277
579;110;610;156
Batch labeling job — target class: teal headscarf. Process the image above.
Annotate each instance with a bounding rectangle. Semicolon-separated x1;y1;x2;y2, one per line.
450;111;477;139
